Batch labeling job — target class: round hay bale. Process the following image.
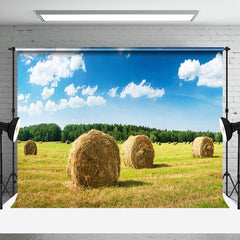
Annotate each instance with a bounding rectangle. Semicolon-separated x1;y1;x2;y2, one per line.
39;141;43;144
65;140;71;144
122;135;154;169
192;137;214;158
67;129;120;188
24;140;37;155
167;142;171;144
17;140;21;144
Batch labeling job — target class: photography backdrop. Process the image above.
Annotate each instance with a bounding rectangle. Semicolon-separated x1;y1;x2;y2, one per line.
15;48;224;208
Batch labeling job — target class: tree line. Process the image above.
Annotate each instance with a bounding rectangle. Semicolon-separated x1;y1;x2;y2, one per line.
18;123;222;143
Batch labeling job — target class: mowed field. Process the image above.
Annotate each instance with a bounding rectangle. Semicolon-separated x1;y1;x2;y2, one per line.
12;142;228;208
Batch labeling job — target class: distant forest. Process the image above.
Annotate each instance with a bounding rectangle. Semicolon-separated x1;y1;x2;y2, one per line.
18;123;223;143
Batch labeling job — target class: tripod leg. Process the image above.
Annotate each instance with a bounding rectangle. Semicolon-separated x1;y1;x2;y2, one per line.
238;131;240;209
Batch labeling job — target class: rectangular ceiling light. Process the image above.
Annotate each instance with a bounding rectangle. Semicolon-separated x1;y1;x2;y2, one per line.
36;11;198;22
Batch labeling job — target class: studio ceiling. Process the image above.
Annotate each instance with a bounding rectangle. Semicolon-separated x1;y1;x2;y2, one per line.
1;0;240;25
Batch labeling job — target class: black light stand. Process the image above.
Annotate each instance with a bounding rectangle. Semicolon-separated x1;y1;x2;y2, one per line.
222;47;236;197
238;130;240;209
220;117;240;208
2;47;18;199
0;129;2;209
0;117;20;209
229;130;240;208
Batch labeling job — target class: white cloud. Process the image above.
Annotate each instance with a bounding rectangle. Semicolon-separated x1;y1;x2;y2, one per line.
18;93;30;103
68;96;86;108
18;105;28;113
18;94;24;101
64;83;80;96
178;53;223;87
25;59;31;65
197;53;223;87
45;95;105;111
178;59;200;81
28;53;86;86
120;80;165;99
41;87;54;99
86;96;106;106
82;85;98;96
51;81;58;88
58;99;68;110
70;55;86;72
108;87;119;98
28;101;43;116
45;100;58;112
20;54;34;65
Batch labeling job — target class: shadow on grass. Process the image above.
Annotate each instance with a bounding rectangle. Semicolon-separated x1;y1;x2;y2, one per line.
153;163;170;168
117;180;151;188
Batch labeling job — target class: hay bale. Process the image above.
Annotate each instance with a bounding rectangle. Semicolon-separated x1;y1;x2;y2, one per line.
192;137;214;158
24;140;37;155
67;129;120;188
173;142;178;145
17;140;21;144
122;135;154;169
167;142;171;144
66;140;71;144
39;141;43;144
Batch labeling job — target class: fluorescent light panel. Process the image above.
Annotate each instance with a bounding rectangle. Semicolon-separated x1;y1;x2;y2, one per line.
36;11;198;22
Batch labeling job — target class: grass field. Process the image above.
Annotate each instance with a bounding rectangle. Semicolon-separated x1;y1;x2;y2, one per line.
12;142;228;208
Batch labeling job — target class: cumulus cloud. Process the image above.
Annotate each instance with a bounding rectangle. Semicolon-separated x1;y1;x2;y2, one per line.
68;96;86;108
58;99;68;110
64;83;80;96
47;95;106;111
120;80;165;99
19;95;106;115
82;85;98;96
25;59;31;65
28;53;86;86
28;101;43;116
18;93;30;103
86;96;106;106
41;87;54;99
18;105;28;113
178;59;200;81
45;100;58;112
197;53;223;87
20;54;34;65
178;53;223;87
108;87;119;98
51;81;58;88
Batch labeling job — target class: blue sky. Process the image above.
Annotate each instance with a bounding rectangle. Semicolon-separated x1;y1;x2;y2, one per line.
18;49;223;132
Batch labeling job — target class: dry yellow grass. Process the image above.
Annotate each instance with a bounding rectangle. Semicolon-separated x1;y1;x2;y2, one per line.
12;142;227;208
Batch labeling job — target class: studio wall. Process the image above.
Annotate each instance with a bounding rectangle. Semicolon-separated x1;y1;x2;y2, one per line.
0;24;240;204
